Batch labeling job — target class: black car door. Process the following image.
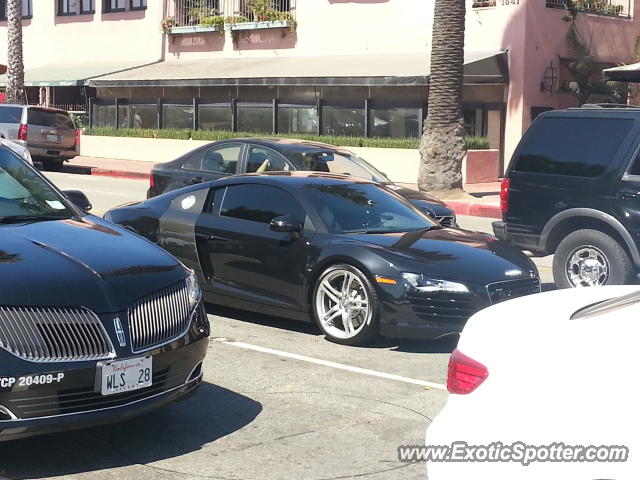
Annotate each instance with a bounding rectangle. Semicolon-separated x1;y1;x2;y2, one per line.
163;143;245;193
194;183;312;311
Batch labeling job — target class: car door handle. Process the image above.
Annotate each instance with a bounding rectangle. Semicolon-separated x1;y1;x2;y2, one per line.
615;192;640;200
195;233;228;242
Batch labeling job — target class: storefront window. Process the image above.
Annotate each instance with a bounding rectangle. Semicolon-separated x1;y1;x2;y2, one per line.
93;104;115;127
278;106;318;134
199;104;232;131
237;104;272;133
322;106;364;137
163;105;194;129
130;104;157;129
370;107;421;138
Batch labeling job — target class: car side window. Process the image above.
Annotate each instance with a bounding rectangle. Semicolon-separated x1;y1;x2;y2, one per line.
182;144;242;174
513;117;634;177
220;184;306;224
245;146;293;173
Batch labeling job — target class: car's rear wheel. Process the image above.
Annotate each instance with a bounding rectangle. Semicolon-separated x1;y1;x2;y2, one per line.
553;229;634;288
312;264;379;346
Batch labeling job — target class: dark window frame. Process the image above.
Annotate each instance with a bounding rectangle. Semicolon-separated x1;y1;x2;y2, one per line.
0;0;33;20
57;0;77;16
80;0;95;14
129;0;146;10
103;0;125;13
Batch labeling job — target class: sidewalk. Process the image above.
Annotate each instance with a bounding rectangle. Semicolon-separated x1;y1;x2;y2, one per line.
62;156;502;218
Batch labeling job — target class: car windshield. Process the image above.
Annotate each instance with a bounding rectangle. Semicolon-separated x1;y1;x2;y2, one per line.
288;149;390;183
300;182;437;234
0;147;75;223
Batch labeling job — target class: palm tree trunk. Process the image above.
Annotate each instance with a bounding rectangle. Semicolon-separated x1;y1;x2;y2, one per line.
418;0;466;193
6;0;25;104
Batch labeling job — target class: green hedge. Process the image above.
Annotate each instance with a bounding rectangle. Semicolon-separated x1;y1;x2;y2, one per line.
86;127;491;150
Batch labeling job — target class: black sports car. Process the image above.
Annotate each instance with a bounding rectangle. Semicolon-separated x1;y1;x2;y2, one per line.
147;138;457;227
0;146;209;440
107;173;540;346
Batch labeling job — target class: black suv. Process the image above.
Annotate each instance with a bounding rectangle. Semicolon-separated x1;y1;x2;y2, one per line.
493;106;640;288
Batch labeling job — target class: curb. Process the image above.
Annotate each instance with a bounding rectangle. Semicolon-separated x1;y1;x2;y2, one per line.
90;168;151;180
447;201;501;219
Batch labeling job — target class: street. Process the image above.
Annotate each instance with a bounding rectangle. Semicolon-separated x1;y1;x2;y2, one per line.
0;171;553;480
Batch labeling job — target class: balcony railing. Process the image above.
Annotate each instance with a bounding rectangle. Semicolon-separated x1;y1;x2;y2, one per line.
171;0;294;29
472;1;497;7
546;0;631;18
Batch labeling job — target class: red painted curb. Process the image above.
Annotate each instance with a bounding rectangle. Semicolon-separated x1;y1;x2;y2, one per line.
91;169;151;180
447;201;501;219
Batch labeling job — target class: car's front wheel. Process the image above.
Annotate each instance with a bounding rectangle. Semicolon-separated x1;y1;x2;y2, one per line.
553;229;635;288
312;264;379;346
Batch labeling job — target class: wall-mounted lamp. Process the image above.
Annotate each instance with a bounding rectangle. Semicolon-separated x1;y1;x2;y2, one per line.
540;62;559;93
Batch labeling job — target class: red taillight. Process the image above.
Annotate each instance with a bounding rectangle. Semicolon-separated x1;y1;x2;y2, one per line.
499;177;510;215
447;349;488;395
18;124;27;142
74;129;80;148
150;172;155;189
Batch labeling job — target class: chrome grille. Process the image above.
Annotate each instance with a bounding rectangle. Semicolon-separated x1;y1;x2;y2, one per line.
128;281;193;353
487;278;541;305
0;306;114;362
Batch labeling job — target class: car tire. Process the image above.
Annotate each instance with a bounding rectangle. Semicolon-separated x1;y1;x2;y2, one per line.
312;264;380;346
553;229;635;288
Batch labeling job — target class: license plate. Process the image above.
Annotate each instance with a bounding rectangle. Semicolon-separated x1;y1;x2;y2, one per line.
98;356;152;396
46;134;59;142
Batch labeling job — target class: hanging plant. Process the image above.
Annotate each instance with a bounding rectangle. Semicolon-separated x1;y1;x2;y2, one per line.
160;16;177;34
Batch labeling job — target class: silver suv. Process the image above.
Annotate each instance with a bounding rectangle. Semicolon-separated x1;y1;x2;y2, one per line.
0;104;79;170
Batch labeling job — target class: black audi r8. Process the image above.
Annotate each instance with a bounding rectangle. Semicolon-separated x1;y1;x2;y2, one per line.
0;146;209;440
107;172;540;346
146;137;457;227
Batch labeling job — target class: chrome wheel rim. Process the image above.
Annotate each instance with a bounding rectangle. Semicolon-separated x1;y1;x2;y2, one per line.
316;269;371;339
566;245;609;287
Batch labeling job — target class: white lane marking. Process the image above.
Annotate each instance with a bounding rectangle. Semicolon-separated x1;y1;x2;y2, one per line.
218;339;447;390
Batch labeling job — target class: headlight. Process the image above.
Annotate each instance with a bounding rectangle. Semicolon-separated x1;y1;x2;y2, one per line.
401;272;470;293
186;270;202;309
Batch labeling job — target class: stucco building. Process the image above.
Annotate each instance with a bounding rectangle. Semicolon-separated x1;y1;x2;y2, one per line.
0;0;636;168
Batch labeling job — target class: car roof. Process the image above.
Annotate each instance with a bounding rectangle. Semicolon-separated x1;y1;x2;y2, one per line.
0;104;69;113
217;137;351;153
539;106;640;119
215;171;376;188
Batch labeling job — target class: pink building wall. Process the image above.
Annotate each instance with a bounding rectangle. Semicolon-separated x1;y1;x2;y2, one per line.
468;0;640;165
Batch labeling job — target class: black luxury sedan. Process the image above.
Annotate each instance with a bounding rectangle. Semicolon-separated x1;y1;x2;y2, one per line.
0;146;209;440
147;138;457;227
107;172;540;346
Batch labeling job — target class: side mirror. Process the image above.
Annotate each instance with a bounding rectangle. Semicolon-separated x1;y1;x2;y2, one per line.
63;190;92;211
270;215;302;233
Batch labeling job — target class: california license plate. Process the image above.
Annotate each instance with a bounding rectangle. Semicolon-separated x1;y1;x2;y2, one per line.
99;356;152;396
46;134;59;142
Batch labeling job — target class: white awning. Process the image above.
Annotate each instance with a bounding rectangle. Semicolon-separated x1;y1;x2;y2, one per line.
88;50;508;87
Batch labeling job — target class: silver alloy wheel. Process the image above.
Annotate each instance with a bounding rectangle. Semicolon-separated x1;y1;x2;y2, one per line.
315;269;372;339
565;245;610;287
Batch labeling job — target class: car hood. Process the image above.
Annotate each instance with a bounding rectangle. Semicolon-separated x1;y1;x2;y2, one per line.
345;227;537;285
0;216;186;313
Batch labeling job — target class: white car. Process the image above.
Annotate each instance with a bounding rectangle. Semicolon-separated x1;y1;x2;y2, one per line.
426;286;640;480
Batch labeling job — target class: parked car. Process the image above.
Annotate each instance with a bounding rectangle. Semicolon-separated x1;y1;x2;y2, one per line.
426;285;640;479
0;145;209;441
493;105;640;288
107;172;539;346
0;104;79;170
147;138;457;227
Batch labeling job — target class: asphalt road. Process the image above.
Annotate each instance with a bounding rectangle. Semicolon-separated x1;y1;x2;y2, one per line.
0;171;554;479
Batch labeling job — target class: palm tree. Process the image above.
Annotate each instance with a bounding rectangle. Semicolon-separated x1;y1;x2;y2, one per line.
418;0;466;193
6;0;25;104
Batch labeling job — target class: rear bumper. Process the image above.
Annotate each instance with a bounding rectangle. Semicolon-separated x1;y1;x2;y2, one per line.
29;145;78;160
